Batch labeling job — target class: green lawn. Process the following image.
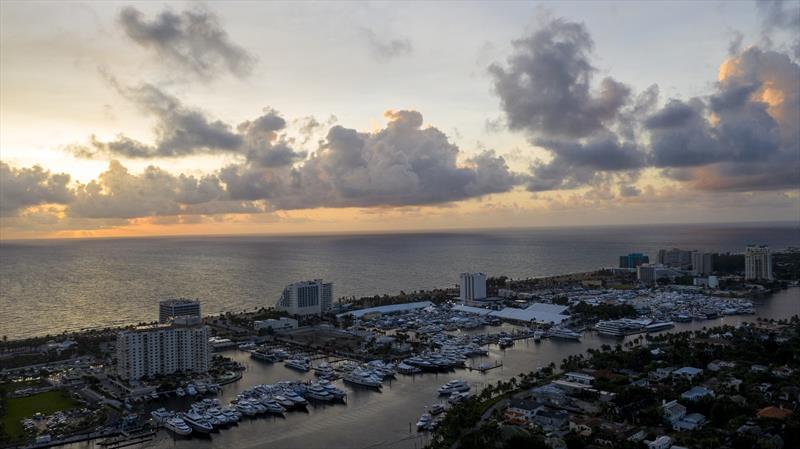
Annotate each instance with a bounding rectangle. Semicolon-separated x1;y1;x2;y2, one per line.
2;389;79;441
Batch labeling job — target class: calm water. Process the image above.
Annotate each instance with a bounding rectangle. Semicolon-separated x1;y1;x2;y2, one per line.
59;288;799;449
1;223;799;339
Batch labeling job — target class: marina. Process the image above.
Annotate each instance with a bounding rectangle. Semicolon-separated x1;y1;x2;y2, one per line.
50;287;798;449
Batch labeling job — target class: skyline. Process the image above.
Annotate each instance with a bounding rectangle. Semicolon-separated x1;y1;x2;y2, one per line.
1;1;799;239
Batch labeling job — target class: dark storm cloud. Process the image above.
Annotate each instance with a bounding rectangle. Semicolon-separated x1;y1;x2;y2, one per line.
119;6;255;80
489;19;631;139
361;28;413;59
220;110;520;209
0;163;73;216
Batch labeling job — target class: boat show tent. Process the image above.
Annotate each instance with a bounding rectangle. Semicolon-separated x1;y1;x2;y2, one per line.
488;308;568;324
338;301;434;318
451;304;493;315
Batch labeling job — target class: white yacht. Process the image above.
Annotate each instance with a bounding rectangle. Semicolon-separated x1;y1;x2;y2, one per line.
164;416;192;436
283;390;308;407
397;362;422;374
181;411;214;433
285;358;311;372
438;379;470;395
260;398;286;415
547;327;582;341
185;384;198;396
175;387;186;397
317;380;347;401
314;362;336;378
151;408;172;424
595;319;650;337
343;370;382;389
646;321;675;332
448;391;470;404
305;384;334;401
416;413;432;431
429;403;446;415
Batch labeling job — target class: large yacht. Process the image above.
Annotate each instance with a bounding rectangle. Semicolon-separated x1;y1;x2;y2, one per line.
416;413;432;431
284;358;311;372
304;383;334;401
437;379;470;395
646;321;675;332
181;411;214;433
164;416;192;435
151;408;172;425
547;327;582;341
595;319;649;337
343;369;382;389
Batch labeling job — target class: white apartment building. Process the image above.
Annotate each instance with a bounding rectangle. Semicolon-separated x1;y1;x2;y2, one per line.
116;316;210;381
158;298;201;323
459;272;487;302
275;279;333;316
745;245;773;281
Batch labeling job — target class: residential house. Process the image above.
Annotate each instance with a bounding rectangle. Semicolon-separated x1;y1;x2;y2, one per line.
673;413;706;431
673;367;703;382
662;400;687;424
505;398;546;425
532;409;570;432
681;386;715;401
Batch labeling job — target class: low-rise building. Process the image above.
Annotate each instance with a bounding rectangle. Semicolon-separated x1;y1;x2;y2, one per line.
254;317;298;332
564;372;595;385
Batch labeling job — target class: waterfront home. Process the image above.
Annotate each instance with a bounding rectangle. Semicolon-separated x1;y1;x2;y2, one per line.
681;386;715;401
673;366;703;382
504;398;546;425
649;366;675;381
568;416;601;436
531;409;569;432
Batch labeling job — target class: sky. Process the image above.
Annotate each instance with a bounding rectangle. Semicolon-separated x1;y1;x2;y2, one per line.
0;0;798;239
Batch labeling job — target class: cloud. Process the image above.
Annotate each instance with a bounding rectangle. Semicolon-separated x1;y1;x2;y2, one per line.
361;28;413;59
119;6;255;80
492;17;799;195
67;161;262;219
0;163;73;216
74;81;307;164
650;46;798;190
220;110;521;209
757;0;800;58
489;19;631;139
75;80;242;158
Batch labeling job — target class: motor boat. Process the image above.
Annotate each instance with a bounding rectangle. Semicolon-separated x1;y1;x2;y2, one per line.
163;416;192;435
181;410;214;433
438;379;470;395
429;403;446;415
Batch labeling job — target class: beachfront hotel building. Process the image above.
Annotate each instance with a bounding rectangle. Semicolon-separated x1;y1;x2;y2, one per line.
745;245;773;281
459;272;487;302
158;298;201;323
116;316;211;381
275;279;334;316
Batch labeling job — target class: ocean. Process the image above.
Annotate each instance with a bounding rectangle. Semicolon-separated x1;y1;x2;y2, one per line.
1;222;798;340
